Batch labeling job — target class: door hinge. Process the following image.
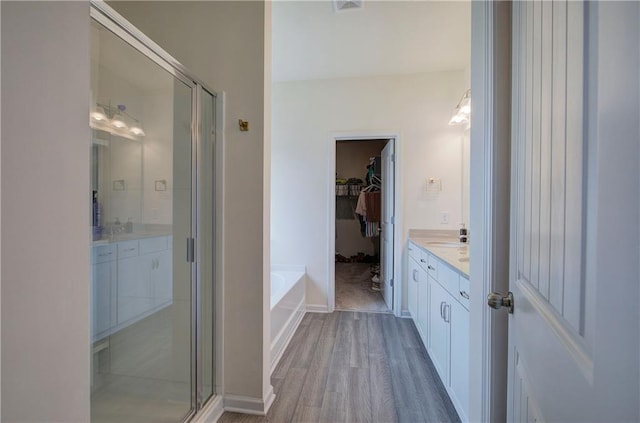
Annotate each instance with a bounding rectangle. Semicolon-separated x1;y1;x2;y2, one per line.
186;237;195;263
390;278;394;287
391;153;395;162
391;216;395;225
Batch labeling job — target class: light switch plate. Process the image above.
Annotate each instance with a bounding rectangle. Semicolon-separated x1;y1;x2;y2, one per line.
440;212;450;224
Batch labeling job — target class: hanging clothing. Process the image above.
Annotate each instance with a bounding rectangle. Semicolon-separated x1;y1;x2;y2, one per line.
364;191;381;223
365;222;379;237
355;191;367;216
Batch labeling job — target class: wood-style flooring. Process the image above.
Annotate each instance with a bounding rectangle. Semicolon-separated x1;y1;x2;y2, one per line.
219;311;460;423
335;263;389;313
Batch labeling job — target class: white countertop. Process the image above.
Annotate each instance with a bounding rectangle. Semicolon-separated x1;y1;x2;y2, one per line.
408;229;469;278
91;227;172;246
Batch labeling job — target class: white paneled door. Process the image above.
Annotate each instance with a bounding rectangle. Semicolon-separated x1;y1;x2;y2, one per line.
506;1;639;421
381;140;395;310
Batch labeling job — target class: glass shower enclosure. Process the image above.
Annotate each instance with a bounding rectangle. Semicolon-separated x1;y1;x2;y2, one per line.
89;5;216;422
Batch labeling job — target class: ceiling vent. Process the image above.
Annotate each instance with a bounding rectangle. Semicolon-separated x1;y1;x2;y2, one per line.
334;0;364;13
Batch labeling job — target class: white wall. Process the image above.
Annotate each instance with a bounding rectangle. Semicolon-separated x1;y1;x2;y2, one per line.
1;2;91;421
109;0;271;406
272;71;467;310
141;86;174;225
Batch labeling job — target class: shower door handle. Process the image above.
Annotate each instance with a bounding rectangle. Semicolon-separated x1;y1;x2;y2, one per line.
186;237;195;263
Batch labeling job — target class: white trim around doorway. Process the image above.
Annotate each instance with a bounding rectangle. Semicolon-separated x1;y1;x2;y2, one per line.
468;1;511;422
327;132;404;317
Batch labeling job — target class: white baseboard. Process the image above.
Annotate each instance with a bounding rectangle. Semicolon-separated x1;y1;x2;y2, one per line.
263;385;276;414
223;389;275;416
305;304;329;313
271;298;305;374
192;395;224;423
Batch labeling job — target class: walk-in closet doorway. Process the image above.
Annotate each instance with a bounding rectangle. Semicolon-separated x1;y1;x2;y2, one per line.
328;135;402;316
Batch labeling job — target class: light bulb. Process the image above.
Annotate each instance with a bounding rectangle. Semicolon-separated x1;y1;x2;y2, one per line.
111;117;128;129
130;126;146;136
90;106;107;122
448;113;468;126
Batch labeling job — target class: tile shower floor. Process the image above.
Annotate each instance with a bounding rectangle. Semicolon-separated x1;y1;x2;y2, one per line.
335;262;390;313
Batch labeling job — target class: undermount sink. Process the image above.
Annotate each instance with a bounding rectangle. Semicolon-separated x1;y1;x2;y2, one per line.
426;241;468;248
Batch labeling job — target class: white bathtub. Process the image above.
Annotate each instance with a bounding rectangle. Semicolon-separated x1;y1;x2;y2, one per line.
270;265;306;373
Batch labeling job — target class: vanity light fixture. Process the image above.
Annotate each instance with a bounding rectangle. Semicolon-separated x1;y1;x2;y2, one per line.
90;103;145;140
111;115;128;130
448;89;471;126
90;106;108;122
130;123;145;137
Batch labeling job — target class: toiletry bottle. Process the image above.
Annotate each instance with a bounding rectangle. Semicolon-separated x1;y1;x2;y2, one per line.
125;218;133;233
459;223;468;243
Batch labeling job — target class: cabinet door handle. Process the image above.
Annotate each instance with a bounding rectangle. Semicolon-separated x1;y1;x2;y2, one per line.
124;247;136;252
460;290;470;300
427;265;435;271
444;304;451;323
420;258;426;263
440;301;445;320
98;252;112;257
413;269;418;282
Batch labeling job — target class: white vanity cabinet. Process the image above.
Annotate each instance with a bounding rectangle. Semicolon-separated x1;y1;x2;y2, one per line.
428;275;450;381
407;244;431;346
92;235;172;340
139;236;172;308
407;246;421;320
449;297;469;418
117;240;147;325
117;236;172;327
91;244;117;342
407;240;470;422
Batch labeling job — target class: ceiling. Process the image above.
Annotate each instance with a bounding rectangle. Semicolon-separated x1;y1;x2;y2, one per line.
272;1;471;82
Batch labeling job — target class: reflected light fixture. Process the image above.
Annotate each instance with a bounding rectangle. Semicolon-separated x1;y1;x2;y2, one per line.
130;122;146;137
111;115;128;129
90;106;108;122
90;103;145;140
111;104;128;129
448;89;471;126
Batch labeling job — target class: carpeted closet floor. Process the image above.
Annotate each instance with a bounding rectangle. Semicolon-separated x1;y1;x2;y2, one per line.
335;262;390;313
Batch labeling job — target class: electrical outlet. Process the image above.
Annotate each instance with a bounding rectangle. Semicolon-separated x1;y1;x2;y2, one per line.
440;212;450;224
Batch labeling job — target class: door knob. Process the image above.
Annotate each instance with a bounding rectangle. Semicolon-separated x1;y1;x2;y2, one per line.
487;291;514;314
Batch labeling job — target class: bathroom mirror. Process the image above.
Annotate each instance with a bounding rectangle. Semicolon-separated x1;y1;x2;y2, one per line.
92;131;143;237
462;127;470;229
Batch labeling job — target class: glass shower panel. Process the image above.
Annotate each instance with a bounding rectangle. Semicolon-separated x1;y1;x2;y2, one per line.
89;19;193;423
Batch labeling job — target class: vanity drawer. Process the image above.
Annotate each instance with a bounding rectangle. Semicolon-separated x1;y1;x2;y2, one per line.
417;252;429;271
117;240;139;259
458;276;470;310
426;253;439;279
139;236;168;255
92;244;116;264
408;242;421;261
438;263;460;298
